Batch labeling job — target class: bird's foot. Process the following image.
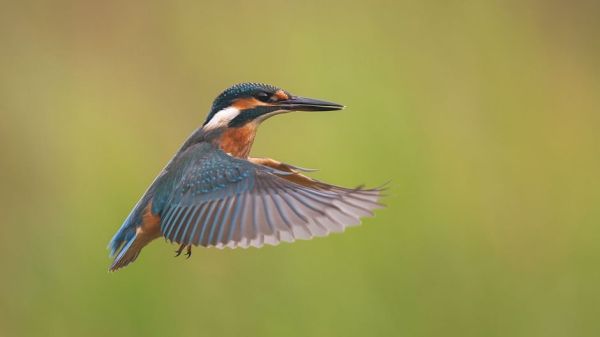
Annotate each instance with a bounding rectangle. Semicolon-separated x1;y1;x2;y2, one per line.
175;244;192;259
175;244;185;257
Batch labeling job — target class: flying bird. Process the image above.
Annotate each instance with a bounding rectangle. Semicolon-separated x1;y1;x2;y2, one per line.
108;83;384;271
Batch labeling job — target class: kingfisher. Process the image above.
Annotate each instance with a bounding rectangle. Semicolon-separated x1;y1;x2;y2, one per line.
108;83;384;271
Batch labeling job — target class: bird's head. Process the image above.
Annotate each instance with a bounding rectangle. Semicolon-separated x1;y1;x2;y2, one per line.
202;83;344;130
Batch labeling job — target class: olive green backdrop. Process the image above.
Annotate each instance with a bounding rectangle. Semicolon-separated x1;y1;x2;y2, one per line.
1;1;599;336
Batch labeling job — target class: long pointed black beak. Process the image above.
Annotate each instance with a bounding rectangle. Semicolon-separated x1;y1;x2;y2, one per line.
277;96;345;111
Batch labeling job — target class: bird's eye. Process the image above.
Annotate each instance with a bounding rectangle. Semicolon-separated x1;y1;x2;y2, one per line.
255;92;270;102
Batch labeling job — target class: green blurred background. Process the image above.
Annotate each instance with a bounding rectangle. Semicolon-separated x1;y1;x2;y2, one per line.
1;1;599;336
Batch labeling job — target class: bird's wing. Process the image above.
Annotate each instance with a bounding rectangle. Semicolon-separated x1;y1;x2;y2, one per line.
154;143;384;249
247;157;322;188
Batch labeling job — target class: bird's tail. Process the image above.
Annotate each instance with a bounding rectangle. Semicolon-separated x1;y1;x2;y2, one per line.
108;201;145;271
108;231;144;271
108;212;142;271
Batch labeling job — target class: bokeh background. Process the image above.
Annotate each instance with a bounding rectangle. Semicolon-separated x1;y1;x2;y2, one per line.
1;1;599;336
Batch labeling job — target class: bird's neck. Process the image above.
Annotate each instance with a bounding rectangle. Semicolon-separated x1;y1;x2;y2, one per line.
213;122;258;158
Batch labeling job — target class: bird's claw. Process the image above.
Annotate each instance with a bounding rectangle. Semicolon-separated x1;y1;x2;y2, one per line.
175;244;192;259
175;244;185;257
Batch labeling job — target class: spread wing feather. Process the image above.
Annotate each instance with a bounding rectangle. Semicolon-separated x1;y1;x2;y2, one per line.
155;143;383;248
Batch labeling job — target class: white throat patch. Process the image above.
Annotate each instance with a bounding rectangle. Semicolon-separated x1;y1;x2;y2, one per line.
203;107;241;130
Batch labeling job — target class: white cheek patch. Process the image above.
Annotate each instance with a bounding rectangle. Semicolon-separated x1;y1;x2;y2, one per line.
203;107;241;130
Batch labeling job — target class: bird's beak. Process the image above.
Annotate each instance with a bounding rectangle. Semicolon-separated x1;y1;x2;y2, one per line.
276;96;345;112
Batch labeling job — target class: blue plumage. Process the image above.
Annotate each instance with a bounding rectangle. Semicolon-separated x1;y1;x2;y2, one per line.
107;83;383;271
108;204;138;257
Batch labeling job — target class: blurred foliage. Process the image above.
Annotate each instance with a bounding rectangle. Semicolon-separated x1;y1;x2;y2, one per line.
0;1;599;336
